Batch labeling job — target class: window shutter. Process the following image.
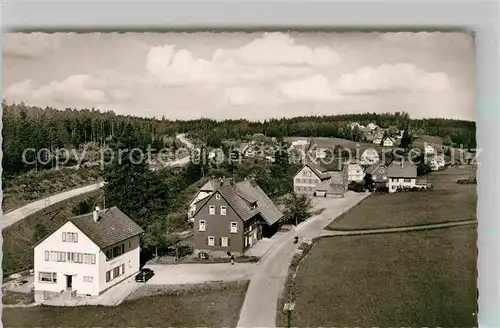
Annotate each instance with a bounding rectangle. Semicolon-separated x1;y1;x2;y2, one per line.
75;233;78;242
45;250;49;261
62;232;66;242
227;237;230;247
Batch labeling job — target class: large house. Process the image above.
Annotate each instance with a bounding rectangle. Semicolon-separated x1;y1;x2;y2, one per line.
347;161;365;182
294;161;348;197
364;161;388;188
191;179;283;258
33;207;144;303
360;148;380;165
387;160;423;193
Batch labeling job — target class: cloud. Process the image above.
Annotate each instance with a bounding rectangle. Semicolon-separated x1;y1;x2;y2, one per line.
145;32;339;86
3;33;63;58
339;63;451;94
4;74;108;105
213;32;340;66
278;74;339;102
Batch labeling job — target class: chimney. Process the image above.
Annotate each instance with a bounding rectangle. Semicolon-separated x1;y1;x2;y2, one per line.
93;206;100;222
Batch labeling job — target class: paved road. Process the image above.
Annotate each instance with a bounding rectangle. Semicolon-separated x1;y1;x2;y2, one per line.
236;192;370;328
2;182;105;229
144;263;256;285
176;133;194;150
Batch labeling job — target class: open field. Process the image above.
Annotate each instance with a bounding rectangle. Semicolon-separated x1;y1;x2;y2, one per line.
279;225;477;327
2;190;103;276
2;167;101;212
327;165;476;231
3;280;249;328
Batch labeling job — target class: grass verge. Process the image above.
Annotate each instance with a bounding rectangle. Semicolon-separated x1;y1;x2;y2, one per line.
3;280;249;328
278;225;477;327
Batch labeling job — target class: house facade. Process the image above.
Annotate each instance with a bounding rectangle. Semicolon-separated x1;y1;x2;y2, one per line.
33;207;144;303
347;161;365;182
387;160;418;193
424;143;436;155
192;179;283;258
365;161;388;187
188;179;220;220
383;138;396;147
360;148;380;165
294;162;348;197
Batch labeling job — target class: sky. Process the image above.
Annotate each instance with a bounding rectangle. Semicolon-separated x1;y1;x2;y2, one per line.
3;31;476;121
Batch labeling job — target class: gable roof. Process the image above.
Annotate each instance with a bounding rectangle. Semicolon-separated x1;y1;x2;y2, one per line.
365;161;386;175
192;180;283;226
69;207;144;249
35;207;144;249
234;181;283;226
387;160;417;178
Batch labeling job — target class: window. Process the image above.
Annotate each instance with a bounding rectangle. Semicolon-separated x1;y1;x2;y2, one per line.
106;249;112;259
113;246;122;258
39;272;57;283
215;194;221;200
121;244;125;255
106;271;111;282
404;178;412;182
208;236;215;246
113;266;120;278
83;276;93;283
45;250;49;261
129;241;131;248
65;232;78;243
230;222;238;233
121;264;125;275
50;251;57;262
199;220;206;231
62;232;66;242
221;237;228;247
91;254;96;264
391;178;398;182
209;206;216;215
221;206;227;216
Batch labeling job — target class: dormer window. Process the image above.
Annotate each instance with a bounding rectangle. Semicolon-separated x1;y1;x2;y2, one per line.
215;194;221;200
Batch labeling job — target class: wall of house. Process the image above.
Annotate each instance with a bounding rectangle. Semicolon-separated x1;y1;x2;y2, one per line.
294;166;321;194
371;166;388;183
388;177;416;193
348;164;365;182
34;222;100;302
194;192;245;257
98;235;141;294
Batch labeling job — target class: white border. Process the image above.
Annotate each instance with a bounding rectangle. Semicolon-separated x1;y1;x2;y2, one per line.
1;1;499;326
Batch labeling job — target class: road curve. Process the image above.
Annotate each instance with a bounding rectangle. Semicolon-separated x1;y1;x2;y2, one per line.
2;182;105;229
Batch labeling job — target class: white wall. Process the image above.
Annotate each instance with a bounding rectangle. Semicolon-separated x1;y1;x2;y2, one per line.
348;164;364;182
98;235;141;293
34;222;100;296
294;166;321;194
188;191;213;218
388;177;416;193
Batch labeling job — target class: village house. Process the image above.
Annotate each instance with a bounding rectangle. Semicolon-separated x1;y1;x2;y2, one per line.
383;137;396;147
364;161;388;188
33;207;144;303
387;160;427;193
347;161;365;182
294;161;348;197
360;148;380;165
373;135;383;145
367;122;378;131
424;143;436;155
428;154;446;171
191;179;283;258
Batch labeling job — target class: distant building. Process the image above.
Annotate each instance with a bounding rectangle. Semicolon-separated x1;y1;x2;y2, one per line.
34;207;144;303
373;136;383;145
367;122;378;131
347;161;365;182
364;161;388;188
387;160;419;193
188;179;220;220
191;179;283;258
360;148;380;165
383;138;396;147
294;161;348;197
424;143;436;155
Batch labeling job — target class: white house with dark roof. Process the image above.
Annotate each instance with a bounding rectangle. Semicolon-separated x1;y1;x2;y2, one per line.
360;148;380;165
33;207;144;303
387;160;422;193
187;179;220;220
294;161;348;197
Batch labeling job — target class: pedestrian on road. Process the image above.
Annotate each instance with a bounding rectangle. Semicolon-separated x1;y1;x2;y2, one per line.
230;255;235;266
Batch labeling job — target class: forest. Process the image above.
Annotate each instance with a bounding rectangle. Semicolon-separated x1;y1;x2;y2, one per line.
2;101;476;180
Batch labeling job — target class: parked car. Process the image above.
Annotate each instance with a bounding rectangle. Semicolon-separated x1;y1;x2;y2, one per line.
135;268;155;282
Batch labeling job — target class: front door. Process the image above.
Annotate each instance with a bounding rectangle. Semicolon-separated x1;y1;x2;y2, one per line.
66;275;73;290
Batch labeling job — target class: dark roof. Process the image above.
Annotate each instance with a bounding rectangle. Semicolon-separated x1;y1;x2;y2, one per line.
365;162;386;175
387;160;417;178
192;180;283;226
69;207;144;249
234;181;283;226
